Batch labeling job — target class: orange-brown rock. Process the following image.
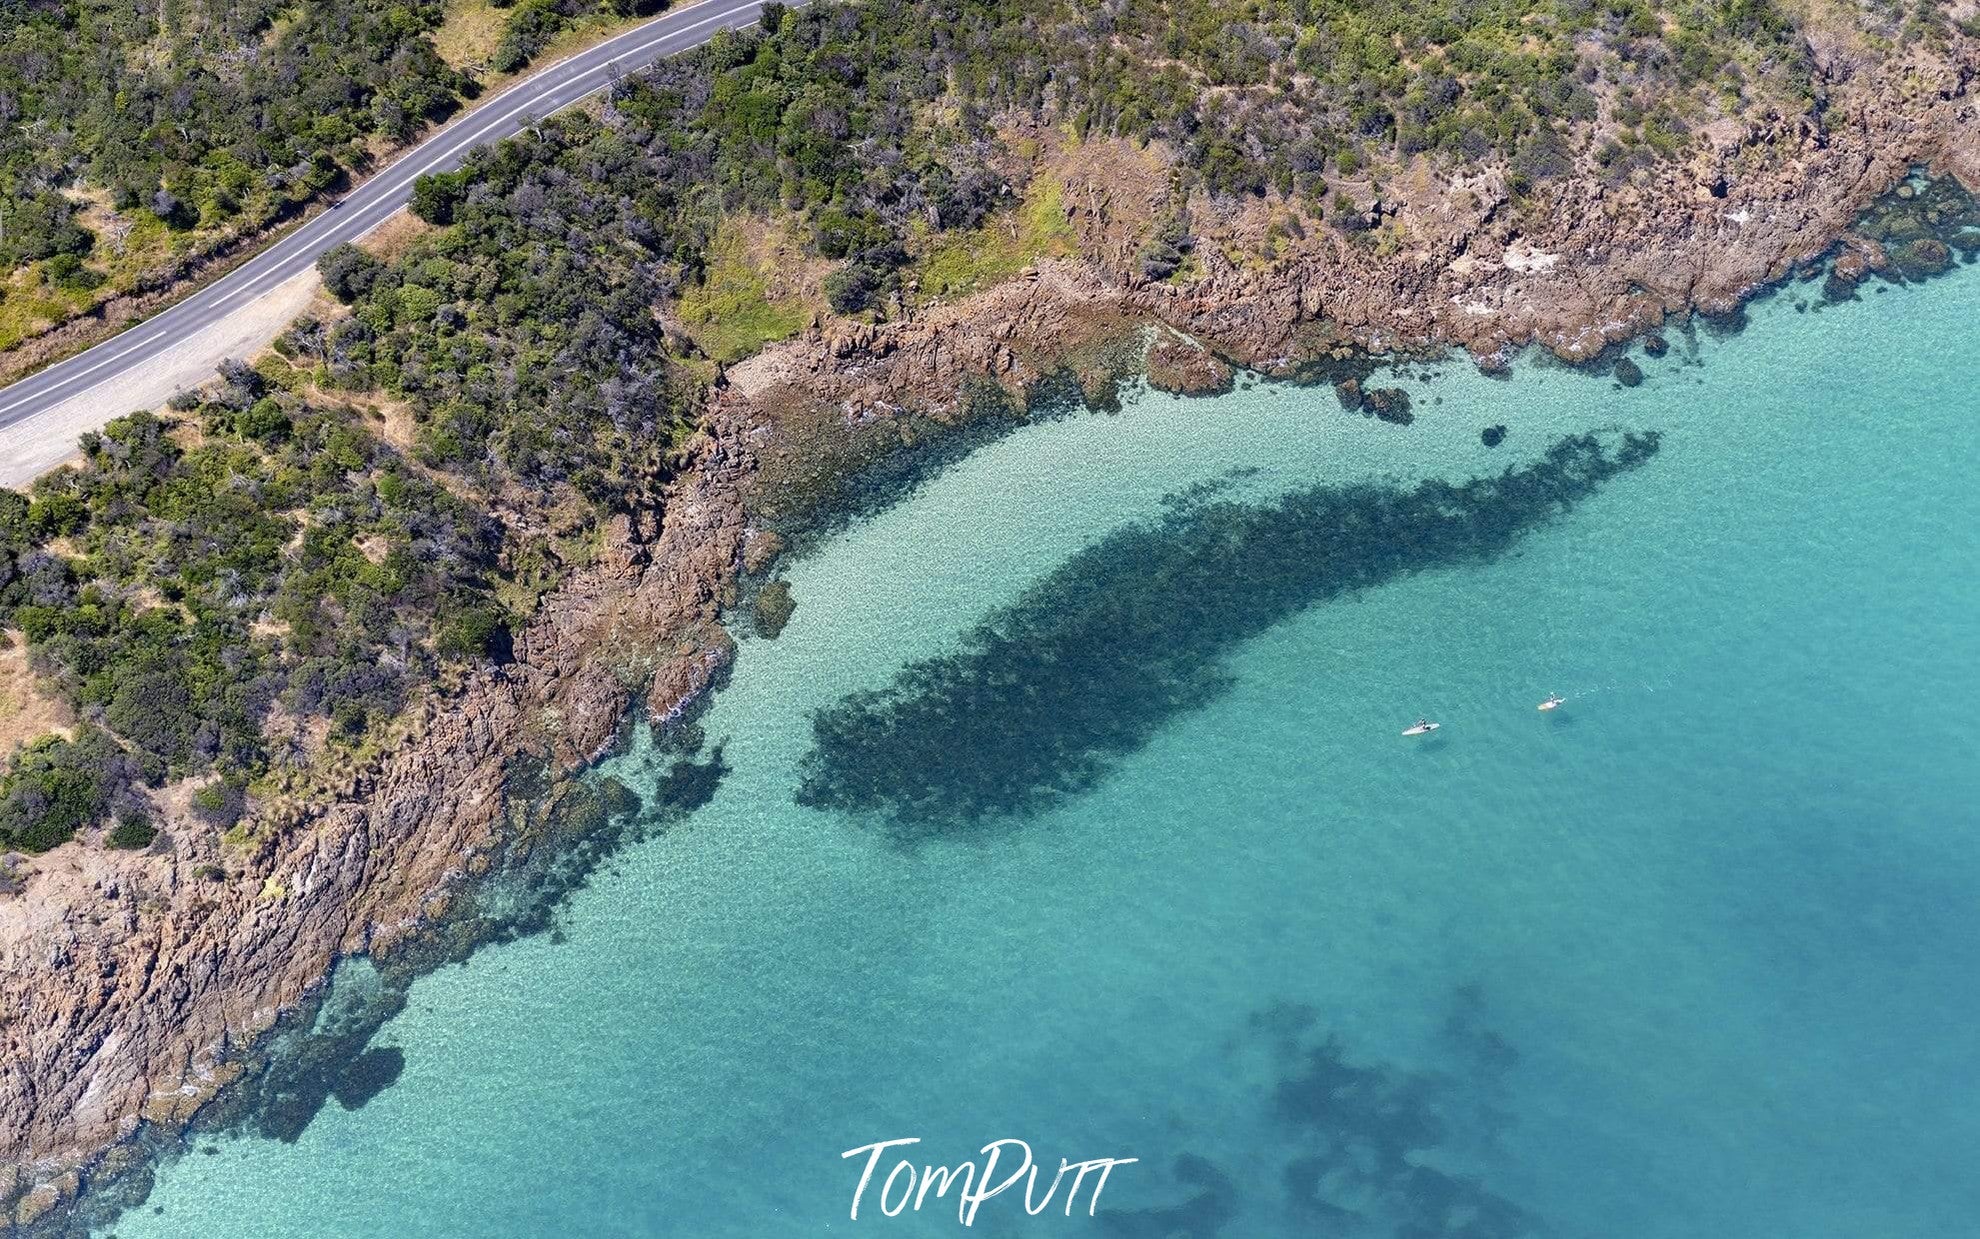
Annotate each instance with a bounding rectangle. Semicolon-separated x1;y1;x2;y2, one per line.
0;419;751;1225
1144;331;1235;397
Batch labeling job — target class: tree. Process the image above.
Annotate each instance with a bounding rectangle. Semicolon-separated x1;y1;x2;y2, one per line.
319;244;385;302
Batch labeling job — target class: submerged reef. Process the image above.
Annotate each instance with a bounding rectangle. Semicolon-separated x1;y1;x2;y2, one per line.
1270;994;1539;1238
1826;173;1980;302
1097;1154;1239;1238
797;429;1661;836
1094;990;1536;1237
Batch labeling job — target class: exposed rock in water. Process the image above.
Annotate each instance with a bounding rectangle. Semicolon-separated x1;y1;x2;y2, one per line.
1333;377;1363;411
1614;357;1645;387
1481;425;1507;448
1824;237;1886;302
1851;173;1980;287
741;528;786;574
1642;335;1669;358
754;580;797;638
1894;237;1953;279
1144;331;1235;397
1363;387;1413;424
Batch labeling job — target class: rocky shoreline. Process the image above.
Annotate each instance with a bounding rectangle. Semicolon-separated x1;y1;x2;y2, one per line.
0;423;749;1232
4;28;1979;1233
730;44;1979;423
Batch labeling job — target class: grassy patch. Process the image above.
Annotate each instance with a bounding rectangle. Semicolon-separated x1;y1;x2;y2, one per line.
0;207;195;352
0;635;73;756
676;224;810;364
431;0;509;68
97;211;178;292
0;265;95;352
916;177;1076;300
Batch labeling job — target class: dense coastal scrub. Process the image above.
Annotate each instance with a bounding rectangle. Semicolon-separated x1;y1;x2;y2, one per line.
0;380;512;854
0;0;660;353
380;0;1944;336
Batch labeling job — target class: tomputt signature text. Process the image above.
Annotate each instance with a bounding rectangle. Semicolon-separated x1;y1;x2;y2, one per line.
841;1137;1138;1226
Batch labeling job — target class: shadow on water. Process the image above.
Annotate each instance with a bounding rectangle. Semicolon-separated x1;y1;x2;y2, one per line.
796;430;1661;839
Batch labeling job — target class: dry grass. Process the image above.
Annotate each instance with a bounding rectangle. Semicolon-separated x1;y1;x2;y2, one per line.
432;0;510;69
906;128;1170;298
677;217;819;363
915;175;1078;300
356;211;437;262
1036;131;1169;269
0;637;73;759
347;391;420;452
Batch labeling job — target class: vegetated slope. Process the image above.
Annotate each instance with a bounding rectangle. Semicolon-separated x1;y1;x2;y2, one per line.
396;0;1958;321
0;374;527;854
0;0;662;350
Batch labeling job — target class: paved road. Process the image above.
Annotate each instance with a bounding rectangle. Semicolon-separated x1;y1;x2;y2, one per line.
0;0;771;455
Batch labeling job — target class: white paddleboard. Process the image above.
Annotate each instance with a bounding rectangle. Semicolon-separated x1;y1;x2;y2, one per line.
1537;699;1563;711
1402;722;1440;736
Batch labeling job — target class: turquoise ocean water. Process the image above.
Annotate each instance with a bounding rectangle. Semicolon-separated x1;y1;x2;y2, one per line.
113;265;1980;1237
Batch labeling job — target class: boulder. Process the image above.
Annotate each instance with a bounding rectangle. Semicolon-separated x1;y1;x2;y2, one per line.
1364;387;1414;425
14;1181;62;1228
1893;237;1952;280
754;581;797;639
1144;332;1234;396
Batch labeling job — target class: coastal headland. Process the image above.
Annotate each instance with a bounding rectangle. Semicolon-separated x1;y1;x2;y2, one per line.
2;6;1979;1230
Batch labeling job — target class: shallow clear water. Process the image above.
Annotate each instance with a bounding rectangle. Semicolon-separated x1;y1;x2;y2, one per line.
116;269;1980;1238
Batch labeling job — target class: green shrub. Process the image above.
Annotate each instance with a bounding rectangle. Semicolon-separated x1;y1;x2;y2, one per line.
241;398;294;443
0;730;119;852
108;812;158;850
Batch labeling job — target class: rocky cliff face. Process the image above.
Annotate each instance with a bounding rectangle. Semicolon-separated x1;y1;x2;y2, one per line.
3;32;1978;1233
0;424;750;1230
730;38;1980;420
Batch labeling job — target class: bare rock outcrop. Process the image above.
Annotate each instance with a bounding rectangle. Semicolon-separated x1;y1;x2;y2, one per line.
0;420;751;1228
1144;330;1235;397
